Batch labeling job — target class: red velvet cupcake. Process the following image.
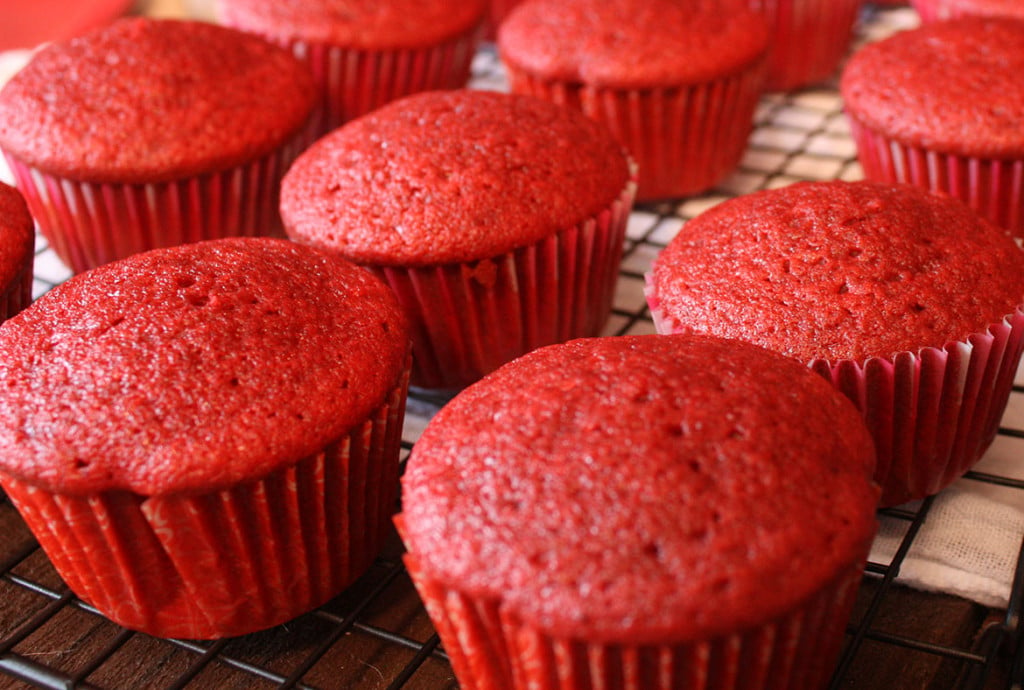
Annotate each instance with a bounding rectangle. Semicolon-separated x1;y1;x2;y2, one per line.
0;237;410;639
217;0;485;136
281;89;636;391
841;18;1024;236
910;0;1024;21
647;180;1024;507
0;18;317;273
497;0;767;201
748;0;863;91
398;334;879;689
0;181;33;322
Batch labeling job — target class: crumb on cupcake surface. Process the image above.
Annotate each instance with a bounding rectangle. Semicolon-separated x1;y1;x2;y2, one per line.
0;237;408;495
217;0;486;47
650;181;1024;362
840;18;1024;157
281;89;632;266
497;0;768;88
0;17;317;183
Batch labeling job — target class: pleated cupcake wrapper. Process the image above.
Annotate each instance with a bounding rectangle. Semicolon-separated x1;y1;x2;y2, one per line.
848;117;1024;236
287;27;482;136
403;552;864;690
504;63;764;202
0;366;410;640
647;277;1024;507
3;121;315;274
756;0;861;91
375;173;637;391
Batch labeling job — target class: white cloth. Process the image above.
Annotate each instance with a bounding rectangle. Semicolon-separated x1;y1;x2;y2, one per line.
870;479;1024;609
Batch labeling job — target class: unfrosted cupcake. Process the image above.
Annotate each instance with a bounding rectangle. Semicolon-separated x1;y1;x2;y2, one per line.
398;334;879;689
910;0;1024;21
497;0;768;201
747;0;863;91
0;18;317;273
217;0;485;136
281;89;636;391
0;237;410;639
647;180;1024;507
0;181;33;322
841;18;1024;235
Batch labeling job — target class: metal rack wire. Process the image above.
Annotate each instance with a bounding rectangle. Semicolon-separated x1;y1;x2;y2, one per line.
1;5;1023;689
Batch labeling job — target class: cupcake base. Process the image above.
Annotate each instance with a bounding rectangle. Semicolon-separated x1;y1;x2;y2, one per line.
848;118;1024;237
4;123;313;274
274;30;481;137
0;364;409;640
402;550;864;690
374;175;636;390
505;68;763;202
755;0;862;91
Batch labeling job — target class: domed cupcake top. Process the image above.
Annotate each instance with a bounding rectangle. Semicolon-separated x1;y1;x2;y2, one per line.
217;0;486;47
399;334;878;642
841;18;1024;157
0;182;33;287
650;181;1024;362
918;0;1024;19
498;0;768;88
0;238;408;496
281;89;632;266
0;17;317;183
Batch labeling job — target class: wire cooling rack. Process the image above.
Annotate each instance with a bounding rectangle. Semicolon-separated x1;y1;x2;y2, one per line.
1;5;1023;689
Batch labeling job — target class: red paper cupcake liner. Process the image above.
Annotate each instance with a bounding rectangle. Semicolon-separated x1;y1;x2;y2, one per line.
754;0;862;91
0;364;409;639
648;278;1024;506
3;123;313;274
848;118;1024;236
285;30;481;137
505;64;764;201
403;551;864;689
374;173;636;391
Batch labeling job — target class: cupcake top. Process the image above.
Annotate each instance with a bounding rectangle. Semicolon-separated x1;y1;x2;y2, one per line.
841;19;1024;157
217;0;486;47
947;0;1024;15
0;237;408;496
0;182;33;290
281;89;632;266
0;17;316;183
399;334;879;643
497;0;768;88
650;180;1024;362
914;0;1024;20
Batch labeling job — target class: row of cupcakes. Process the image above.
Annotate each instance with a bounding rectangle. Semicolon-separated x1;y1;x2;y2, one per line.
8;2;1024;282
0;0;877;281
